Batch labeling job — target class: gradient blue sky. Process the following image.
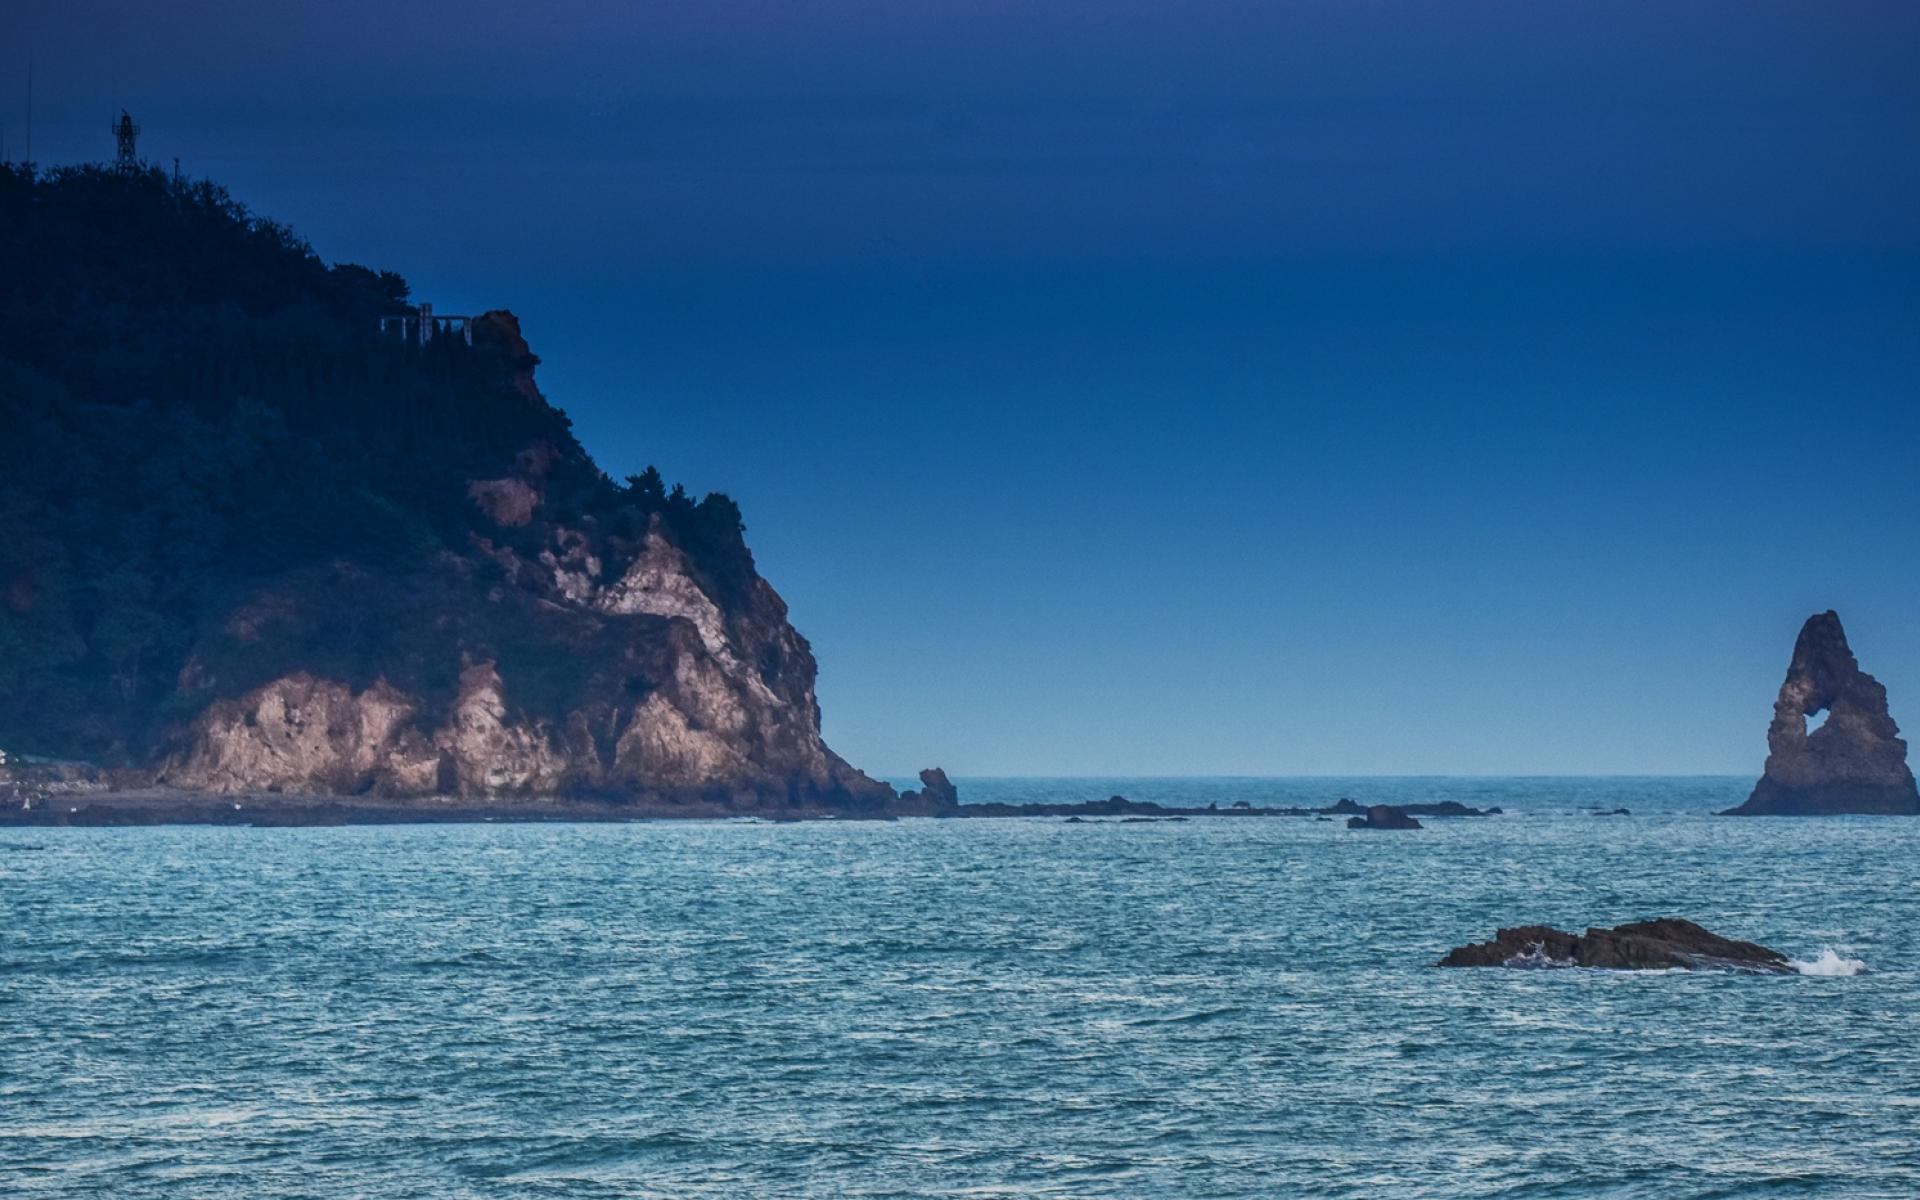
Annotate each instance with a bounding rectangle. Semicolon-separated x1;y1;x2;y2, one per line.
7;2;1918;774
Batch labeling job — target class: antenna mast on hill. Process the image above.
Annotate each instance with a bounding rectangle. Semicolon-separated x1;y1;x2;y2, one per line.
112;109;140;171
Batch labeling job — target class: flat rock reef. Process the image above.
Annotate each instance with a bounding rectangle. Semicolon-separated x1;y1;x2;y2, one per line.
1436;918;1793;973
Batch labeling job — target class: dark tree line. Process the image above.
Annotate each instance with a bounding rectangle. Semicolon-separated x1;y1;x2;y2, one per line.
0;163;578;470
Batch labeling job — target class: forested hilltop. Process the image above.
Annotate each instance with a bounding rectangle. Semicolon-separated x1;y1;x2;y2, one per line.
0;164;895;812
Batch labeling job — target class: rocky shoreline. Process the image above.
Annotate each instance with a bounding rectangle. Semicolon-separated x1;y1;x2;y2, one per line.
0;787;903;828
0;767;1504;828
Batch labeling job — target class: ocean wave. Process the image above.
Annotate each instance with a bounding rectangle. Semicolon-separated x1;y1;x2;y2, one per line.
1792;948;1868;977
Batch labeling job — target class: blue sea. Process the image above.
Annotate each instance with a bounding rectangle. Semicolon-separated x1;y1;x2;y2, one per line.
4;778;1917;1198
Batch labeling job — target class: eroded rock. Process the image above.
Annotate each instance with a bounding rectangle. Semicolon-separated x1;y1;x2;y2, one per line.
1722;611;1920;815
1437;918;1791;973
159;443;895;810
1347;804;1422;830
894;767;959;814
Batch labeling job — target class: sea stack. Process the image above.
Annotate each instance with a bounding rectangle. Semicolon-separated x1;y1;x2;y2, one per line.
1722;611;1920;815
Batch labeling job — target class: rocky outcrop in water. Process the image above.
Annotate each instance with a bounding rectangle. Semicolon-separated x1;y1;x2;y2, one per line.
1721;611;1920;816
1327;798;1499;818
949;794;1498;821
1436;918;1791;972
1346;804;1422;830
894;767;960;815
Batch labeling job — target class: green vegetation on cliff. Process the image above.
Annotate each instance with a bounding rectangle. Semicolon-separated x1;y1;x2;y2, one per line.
0;164;751;762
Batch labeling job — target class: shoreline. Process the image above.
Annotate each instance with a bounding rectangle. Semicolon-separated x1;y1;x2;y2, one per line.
0;787;1499;828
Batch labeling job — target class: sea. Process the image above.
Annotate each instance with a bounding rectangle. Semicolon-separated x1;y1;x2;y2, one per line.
3;777;1916;1198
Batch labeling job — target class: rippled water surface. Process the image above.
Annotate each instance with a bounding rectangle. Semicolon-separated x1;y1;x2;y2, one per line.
4;778;1918;1198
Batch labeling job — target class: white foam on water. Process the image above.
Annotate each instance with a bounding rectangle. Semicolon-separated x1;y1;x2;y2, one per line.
1791;948;1868;977
1501;943;1575;970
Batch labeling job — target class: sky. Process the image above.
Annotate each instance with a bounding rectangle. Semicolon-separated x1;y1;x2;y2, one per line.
6;2;1918;775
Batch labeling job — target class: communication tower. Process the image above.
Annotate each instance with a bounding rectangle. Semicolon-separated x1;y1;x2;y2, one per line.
112;110;140;171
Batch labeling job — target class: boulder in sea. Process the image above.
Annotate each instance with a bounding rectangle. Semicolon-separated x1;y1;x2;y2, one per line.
895;767;960;815
1722;611;1920;815
1436;918;1791;973
1346;804;1422;830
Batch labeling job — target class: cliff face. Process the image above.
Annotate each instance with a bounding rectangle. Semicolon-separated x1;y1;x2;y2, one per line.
0;166;904;813
1722;611;1920;816
161;557;887;806
153;330;893;808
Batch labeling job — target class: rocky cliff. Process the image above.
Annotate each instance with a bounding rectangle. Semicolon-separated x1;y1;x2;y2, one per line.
0;164;910;814
1721;611;1919;816
158;473;894;808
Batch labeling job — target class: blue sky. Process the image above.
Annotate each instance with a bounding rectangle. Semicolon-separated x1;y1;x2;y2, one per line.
7;2;1918;773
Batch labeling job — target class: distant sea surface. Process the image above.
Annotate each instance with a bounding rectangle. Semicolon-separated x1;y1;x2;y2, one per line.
4;777;1917;1198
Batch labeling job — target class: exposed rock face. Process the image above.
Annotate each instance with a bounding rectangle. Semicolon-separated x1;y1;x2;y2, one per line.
474;309;543;403
167;673;443;796
160;526;894;809
149;320;895;813
1347;804;1422;830
467;477;540;527
1722;611;1920;816
1437;918;1791;973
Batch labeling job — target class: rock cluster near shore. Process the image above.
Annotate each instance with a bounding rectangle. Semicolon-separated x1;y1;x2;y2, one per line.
4;769;1518;826
1437;918;1791;973
895;768;959;815
958;795;1499;821
1723;611;1920;816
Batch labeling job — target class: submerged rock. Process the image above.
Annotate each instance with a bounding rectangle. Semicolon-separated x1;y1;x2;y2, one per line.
1722;611;1920;815
1401;800;1500;817
1437;918;1791;973
1346;804;1422;830
1331;797;1494;818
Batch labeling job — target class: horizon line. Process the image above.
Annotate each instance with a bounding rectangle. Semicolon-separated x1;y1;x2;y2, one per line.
878;771;1754;781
